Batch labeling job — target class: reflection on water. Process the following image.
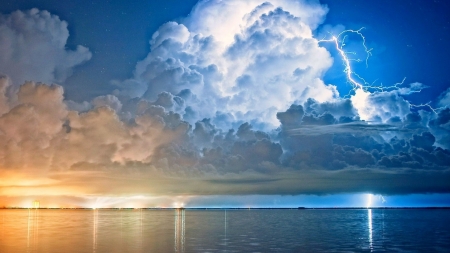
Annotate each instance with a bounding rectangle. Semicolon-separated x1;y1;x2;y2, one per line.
93;209;98;253
224;210;227;251
368;209;372;251
174;209;185;252
1;209;450;252
139;209;143;252
27;209;39;253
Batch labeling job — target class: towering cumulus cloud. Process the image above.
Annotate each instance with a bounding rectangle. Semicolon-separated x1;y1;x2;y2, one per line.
0;9;91;86
118;0;336;128
0;0;450;207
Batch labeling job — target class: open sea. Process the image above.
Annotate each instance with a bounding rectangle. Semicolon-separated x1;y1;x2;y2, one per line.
0;208;449;252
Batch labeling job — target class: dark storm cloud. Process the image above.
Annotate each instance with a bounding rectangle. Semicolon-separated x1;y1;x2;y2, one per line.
303;98;357;119
288;122;401;136
3;79;448;196
429;108;450;149
200;169;450;195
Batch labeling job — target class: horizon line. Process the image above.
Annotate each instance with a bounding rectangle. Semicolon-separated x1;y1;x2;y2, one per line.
2;207;450;210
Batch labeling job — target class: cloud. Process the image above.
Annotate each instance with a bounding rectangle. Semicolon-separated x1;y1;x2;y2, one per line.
276;104;304;129
351;89;411;122
0;81;189;173
4;167;449;199
0;76;11;115
304;98;357;118
429;108;450;149
117;0;336;129
438;88;450;108
1;1;450;204
288;122;402;136
92;95;122;113
0;82;67;170
0;81;449;200
0;9;92;86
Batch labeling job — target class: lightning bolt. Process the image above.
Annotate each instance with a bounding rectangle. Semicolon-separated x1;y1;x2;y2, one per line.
318;28;442;113
410;103;444;114
319;28;370;93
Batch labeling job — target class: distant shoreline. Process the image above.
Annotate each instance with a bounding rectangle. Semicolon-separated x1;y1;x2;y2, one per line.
1;207;449;210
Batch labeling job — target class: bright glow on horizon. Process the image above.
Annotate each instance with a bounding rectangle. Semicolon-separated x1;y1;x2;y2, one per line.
2;193;450;209
173;202;185;208
366;194;373;208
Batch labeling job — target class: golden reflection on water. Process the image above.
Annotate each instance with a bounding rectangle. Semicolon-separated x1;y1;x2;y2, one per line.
174;209;185;253
139;209;143;253
92;209;98;253
27;209;39;253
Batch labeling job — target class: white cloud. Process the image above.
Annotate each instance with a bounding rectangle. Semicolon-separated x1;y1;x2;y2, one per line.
438;88;450;108
0;9;92;86
150;22;190;50
92;95;122;113
351;89;411;122
119;0;335;129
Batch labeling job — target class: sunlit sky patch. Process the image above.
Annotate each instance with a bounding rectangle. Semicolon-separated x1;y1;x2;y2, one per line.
0;0;450;208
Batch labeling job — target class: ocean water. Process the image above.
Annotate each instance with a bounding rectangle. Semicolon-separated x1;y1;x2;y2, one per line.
0;209;449;252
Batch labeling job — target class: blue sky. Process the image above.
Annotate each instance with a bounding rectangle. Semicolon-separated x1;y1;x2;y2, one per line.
0;0;449;208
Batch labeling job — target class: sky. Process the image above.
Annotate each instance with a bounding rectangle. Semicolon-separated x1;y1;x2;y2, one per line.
0;0;449;208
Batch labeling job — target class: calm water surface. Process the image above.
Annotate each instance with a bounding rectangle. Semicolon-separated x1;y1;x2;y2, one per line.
0;209;449;252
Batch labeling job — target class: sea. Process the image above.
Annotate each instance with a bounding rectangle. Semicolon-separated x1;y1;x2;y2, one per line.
0;208;449;252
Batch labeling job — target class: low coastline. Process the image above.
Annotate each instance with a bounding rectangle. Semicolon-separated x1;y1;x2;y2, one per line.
1;207;449;210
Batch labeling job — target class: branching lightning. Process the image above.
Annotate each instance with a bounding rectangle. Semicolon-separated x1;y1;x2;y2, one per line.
319;28;442;113
410;102;443;114
319;28;372;93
